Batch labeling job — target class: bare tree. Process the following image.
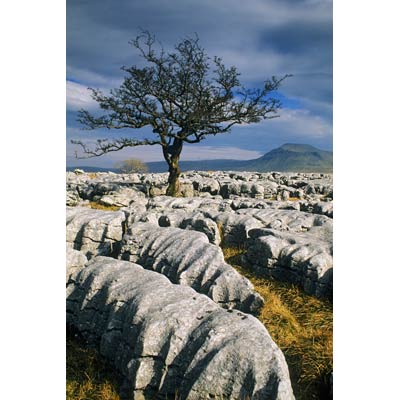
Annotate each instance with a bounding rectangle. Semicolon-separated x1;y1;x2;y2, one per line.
115;158;148;174
72;31;289;196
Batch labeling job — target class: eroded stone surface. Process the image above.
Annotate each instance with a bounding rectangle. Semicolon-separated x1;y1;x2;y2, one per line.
67;170;333;204
66;171;333;299
66;246;88;281
66;207;126;258
244;226;333;299
119;223;264;314
236;208;332;232
66;256;294;400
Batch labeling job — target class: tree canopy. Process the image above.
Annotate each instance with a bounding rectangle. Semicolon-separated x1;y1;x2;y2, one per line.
72;31;289;195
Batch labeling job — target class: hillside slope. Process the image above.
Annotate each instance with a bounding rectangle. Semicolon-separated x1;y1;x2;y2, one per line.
245;143;333;172
67;143;332;173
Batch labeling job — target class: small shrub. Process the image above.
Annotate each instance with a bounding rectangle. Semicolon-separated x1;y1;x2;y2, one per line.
115;159;148;174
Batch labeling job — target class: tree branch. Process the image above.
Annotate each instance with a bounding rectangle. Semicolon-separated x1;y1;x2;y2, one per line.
71;137;161;158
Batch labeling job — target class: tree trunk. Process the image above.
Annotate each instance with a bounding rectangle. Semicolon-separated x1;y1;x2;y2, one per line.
164;139;183;197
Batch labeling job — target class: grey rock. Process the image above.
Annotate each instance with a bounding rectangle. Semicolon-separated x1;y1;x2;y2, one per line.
293;188;304;199
281;190;290;201
157;210;187;227
192;177;220;195
244;228;333;299
179;181;195;197
147;196;232;213
220;181;241;198
214;212;264;247
66;188;80;206
119;199;160;227
300;200;334;218
66;207;126;258
119;223;264;314
66;247;87;281
231;198;271;210
251;183;265;199
236;208;332;233
149;184;168;197
157;211;221;245
180;215;222;246
313;201;333;218
66;256;294;399
67;170;333;206
98;187;146;208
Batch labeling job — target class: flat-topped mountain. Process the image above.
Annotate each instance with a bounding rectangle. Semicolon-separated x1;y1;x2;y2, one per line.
67;143;333;173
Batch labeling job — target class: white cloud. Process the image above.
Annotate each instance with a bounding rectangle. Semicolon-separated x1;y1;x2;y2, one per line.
66;80;98;111
270;108;332;138
235;107;332;139
66;65;123;89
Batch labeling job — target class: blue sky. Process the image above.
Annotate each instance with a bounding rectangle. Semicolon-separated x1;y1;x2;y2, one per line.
67;0;332;167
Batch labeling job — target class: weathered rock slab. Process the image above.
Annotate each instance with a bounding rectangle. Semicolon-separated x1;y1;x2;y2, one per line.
66;207;126;258
119;223;264;314
244;228;333;299
66;256;294;399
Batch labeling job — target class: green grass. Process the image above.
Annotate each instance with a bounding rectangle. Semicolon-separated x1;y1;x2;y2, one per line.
222;246;333;400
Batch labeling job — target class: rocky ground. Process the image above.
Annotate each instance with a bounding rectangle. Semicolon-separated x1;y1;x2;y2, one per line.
66;169;333;399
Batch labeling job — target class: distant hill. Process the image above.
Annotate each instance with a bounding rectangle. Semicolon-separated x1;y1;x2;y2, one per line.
244;143;333;173
146;143;332;173
67;143;332;173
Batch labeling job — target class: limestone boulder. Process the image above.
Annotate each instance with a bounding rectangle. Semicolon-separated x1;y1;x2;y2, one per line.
66;256;294;400
236;208;332;233
244;227;333;299
66;247;87;281
158;211;221;245
66;207;126;258
119;223;264;314
214;212;264;247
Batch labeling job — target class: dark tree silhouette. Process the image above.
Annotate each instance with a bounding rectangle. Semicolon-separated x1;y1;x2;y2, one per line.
72;31;289;196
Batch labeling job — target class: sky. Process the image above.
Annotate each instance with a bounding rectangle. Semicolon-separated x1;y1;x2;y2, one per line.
66;0;332;167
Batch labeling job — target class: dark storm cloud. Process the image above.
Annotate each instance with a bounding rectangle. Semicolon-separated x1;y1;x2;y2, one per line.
260;21;332;65
67;0;332;164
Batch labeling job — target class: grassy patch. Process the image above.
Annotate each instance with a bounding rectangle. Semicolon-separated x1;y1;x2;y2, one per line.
223;246;333;400
66;329;121;400
89;202;120;212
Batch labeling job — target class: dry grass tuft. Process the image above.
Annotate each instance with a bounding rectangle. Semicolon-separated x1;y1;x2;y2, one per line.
89;202;120;212
66;330;121;400
88;173;98;179
223;246;333;400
